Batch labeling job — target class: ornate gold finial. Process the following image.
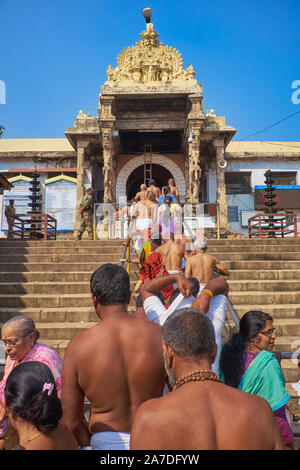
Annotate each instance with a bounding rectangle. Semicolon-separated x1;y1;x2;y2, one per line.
104;19;197;87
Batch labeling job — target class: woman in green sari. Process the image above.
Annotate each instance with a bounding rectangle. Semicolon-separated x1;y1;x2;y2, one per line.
219;311;295;450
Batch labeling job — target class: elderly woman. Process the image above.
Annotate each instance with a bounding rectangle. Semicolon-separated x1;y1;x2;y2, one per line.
0;315;62;447
219;310;295;450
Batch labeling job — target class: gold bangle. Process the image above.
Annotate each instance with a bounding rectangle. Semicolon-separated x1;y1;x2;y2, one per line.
202;288;213;298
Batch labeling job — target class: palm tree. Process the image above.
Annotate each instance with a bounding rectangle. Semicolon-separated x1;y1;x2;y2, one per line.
0;125;4;138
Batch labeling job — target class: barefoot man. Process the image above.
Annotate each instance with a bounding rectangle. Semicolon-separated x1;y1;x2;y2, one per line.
168;178;180;203
130;309;284;450
61;264;166;450
185;238;230;285
147;179;161;200
134;183;148;202
156;232;191;278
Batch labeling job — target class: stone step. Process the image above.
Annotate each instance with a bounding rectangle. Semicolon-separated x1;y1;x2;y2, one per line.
0;272;94;283
273;319;300;337
229;291;300;305
208;245;300;253
0;294;93;308
0;280;139;294
1;252;297;262
2;279;300;295
0;263;120;272
0;247;126;255
0;254;123;263
0;240;125;247
229;270;300;281
227;280;300;292
36;321;97;340
2;244;300;255
276;359;300;383
235;305;300;319
0;260;298;273
2;238;300;246
0;307;98;323
273;336;300;353
0;293;140;308
223;261;298;270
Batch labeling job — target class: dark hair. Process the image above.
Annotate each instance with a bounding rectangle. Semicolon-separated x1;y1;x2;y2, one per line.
169;288;180;306
148;179;156;186
169;278;199;308
188;277;200;298
162;186;170;196
219;310;273;388
90;263;130;306
4;361;61;434
135;294;143;308
162;308;216;358
164;196;172;206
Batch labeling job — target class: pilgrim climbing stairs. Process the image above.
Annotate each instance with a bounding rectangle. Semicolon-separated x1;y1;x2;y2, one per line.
0;238;299;419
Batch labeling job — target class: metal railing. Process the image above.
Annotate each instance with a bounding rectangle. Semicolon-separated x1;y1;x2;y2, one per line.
93;202;221;241
248;212;298;238
8;213;57;240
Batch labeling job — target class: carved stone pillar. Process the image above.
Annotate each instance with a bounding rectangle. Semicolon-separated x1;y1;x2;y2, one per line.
99;95;117;203
74;145;86;238
214;140;229;228
102;128;115;203
187;127;201;203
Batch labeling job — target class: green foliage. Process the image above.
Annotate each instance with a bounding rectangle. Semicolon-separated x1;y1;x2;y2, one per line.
0;125;4;138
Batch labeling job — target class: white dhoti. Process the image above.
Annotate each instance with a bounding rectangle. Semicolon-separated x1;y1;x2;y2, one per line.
134;218;152;252
167;269;183;289
90;431;130;450
198;284;227;375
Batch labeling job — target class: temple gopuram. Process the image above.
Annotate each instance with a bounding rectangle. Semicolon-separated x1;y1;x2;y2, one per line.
0;11;300;238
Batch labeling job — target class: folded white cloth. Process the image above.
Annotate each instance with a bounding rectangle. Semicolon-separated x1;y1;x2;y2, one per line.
90;431;130;450
144;285;227;375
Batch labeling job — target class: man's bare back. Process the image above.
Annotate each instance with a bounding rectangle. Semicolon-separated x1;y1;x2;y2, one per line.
133;198;158;220
168;179;179;202
185;252;229;284
61;264;166;447
130;380;284;450
62;313;165;435
134;184;148;202
147;184;160;199
156;238;187;272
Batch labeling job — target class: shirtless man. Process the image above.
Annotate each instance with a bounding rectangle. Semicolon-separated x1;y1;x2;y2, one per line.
130;308;284;450
147;179;161;200
61;264;166;450
185;238;229;284
156;232;191;276
168;178;180;203
134;183;148;202
141;273;228;374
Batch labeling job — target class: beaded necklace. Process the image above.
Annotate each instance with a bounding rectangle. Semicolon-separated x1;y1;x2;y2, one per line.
173;369;222;390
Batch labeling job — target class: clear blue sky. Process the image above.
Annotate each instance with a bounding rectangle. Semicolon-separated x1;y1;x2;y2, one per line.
1;0;299;141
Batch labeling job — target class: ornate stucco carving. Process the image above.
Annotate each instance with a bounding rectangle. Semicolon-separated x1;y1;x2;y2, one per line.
105;23;198;88
205;109;226;129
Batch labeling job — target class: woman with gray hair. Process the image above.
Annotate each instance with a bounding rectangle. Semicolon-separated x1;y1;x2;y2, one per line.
0;315;62;448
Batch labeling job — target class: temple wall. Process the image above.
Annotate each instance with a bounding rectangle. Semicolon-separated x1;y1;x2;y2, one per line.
208;159;300;236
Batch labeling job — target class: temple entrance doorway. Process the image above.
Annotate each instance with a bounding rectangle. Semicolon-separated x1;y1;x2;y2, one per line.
126;164;173;201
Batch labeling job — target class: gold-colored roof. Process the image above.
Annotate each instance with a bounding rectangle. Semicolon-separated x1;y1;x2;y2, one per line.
0;138;74;152
226;141;300;156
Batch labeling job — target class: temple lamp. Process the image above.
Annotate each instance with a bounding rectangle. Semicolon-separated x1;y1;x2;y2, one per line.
142;7;152;23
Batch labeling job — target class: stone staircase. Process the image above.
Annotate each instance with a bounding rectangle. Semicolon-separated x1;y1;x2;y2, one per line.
0;238;299;418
